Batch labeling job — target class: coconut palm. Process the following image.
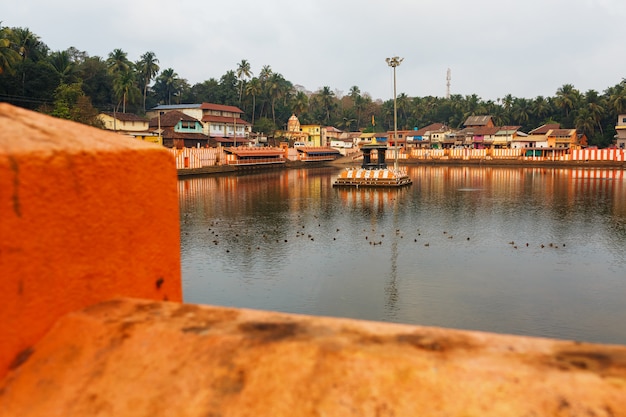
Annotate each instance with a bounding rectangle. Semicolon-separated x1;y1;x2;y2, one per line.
11;27;46;62
259;65;272;82
317;86;336;123
575;108;596;138
136;51;159;113
291;90;309;117
584;90;605;135
511;98;531;128
607;81;626;115
555;84;580;117
245;77;262;125
266;73;289;124
113;68;140;113
48;50;77;84
0;25;20;75
155;68;180;105
236;59;253;105
106;48;131;76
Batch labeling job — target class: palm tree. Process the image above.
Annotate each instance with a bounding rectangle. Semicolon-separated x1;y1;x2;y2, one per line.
291;90;309;116
584;90;605;135
575;108;596;138
11;27;45;62
257;65;273;118
245;77;262;125
113;69;140;113
48;50;76;84
555;84;580;117
317;86;336;123
0;25;20;75
266;72;289;124
136;51;159;113
607;81;626;115
532;96;551;123
106;48;131;76
155;68;180;105
106;49;135;111
396;93;410;129
259;65;272;81
236;59;253;105
511;98;531;127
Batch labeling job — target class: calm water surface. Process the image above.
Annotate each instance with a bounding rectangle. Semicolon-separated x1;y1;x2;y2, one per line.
179;166;626;345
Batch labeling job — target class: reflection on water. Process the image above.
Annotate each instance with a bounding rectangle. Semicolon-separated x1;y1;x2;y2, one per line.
179;166;626;345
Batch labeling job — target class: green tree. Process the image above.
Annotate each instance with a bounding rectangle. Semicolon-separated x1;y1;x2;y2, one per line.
511;98;531;128
554;84;580;118
136;51;159;113
106;48;131;77
77;56;113;110
113;68;140;113
236;59;252;105
217;70;238;105
48;50;77;84
291;90;309;117
253;116;276;137
266;72;290;124
532;96;551;123
584;90;605;135
607;80;626;114
0;25;19;75
575;107;596;139
50;82;82;119
154;68;181;105
245;77;262;125
316;86;336;123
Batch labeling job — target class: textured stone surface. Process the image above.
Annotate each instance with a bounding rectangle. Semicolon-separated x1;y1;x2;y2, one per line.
1;298;625;416
0;104;182;377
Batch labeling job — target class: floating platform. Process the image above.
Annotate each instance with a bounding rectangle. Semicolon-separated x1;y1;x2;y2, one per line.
333;167;412;187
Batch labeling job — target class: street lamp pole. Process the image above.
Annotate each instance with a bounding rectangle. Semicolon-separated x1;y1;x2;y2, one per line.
386;56;403;171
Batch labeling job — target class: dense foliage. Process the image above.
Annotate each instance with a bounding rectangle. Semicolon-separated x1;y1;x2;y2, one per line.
1;24;625;146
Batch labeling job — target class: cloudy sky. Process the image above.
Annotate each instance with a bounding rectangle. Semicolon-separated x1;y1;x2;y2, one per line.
4;0;625;102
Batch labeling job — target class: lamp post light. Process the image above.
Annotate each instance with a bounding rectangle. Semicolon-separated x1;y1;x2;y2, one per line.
386;56;403;171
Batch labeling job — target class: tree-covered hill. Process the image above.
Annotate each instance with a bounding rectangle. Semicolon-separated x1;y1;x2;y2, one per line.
1;24;624;146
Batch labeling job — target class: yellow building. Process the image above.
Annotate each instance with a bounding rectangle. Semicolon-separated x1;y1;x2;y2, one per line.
546;128;580;149
300;124;323;147
98;112;162;145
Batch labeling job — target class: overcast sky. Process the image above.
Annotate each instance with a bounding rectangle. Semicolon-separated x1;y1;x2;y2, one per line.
4;0;625;102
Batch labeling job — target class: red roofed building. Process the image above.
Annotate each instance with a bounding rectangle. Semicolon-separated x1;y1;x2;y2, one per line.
148;110;208;149
147;103;251;146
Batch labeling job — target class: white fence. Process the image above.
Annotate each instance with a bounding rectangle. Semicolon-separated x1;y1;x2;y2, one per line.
168;147;626;170
571;149;626;162
167;148;221;169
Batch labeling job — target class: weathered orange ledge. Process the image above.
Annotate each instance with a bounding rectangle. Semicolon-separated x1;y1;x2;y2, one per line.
1;104;625;416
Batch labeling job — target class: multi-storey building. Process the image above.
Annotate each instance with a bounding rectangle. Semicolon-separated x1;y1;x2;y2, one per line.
615;114;626;149
147;103;250;146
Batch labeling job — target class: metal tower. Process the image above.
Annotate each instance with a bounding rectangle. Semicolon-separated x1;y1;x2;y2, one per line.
446;68;451;99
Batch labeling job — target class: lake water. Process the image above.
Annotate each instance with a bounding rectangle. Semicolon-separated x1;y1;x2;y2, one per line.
179;165;626;345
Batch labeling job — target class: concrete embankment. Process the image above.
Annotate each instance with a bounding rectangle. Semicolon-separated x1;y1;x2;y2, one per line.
178;155;626;177
2;103;626;416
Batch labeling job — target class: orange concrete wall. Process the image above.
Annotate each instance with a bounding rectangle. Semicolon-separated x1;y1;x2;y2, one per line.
2;298;626;416
0;104;182;378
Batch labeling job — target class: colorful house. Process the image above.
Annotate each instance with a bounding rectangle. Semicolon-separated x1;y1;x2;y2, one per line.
407;123;451;149
300;124;323;147
493;126;524;148
98;112;161;145
148;110;208;148
147;103;251;147
546;128;580;149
